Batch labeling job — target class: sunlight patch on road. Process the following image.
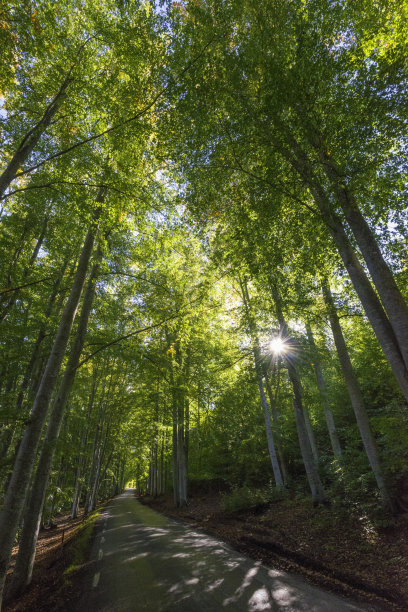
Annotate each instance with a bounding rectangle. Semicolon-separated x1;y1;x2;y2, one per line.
249;588;272;611
223;564;261;606
206;577;224;592
270;585;297;607
92;572;100;588
123;552;149;562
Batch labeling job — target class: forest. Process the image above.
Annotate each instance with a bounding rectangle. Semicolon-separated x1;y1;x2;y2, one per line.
0;0;408;609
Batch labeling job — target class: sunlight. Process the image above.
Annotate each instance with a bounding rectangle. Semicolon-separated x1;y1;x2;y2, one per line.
269;337;286;355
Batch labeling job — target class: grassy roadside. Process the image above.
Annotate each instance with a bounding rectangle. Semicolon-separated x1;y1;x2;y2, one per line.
62;510;102;583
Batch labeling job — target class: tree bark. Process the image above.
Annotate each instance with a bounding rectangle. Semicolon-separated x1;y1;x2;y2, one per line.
256;369;284;488
0;191;104;607
239;276;284;488
271;284;327;504
0;55;81;200
316;146;408;370
322;281;393;510
7;257;100;599
306;323;342;459
263;370;290;485
286;136;408;403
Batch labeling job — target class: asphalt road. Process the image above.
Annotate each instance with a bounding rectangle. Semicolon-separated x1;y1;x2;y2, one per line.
75;491;378;611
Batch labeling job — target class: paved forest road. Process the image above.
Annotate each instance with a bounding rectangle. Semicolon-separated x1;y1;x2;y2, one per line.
74;491;377;611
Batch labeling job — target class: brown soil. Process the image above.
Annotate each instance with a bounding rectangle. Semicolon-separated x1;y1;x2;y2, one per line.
139;493;408;612
4;513;85;612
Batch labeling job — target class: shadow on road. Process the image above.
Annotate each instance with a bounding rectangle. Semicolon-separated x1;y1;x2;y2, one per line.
69;492;375;611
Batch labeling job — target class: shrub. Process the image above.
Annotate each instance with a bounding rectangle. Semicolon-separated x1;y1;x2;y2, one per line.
221;482;286;513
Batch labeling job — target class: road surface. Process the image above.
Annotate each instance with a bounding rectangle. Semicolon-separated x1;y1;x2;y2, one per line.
75;491;378;611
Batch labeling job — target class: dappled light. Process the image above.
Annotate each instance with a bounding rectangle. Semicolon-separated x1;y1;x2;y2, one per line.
1;0;408;609
71;492;367;611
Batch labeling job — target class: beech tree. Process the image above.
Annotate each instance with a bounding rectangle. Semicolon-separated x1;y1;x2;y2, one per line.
1;1;408;607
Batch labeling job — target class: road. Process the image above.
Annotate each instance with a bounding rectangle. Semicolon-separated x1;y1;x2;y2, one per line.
75;491;378;611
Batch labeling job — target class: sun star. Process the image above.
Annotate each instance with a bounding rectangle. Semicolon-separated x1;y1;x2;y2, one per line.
269;337;286;355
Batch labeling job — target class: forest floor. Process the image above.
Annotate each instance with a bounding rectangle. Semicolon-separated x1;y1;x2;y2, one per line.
139;492;408;612
3;509;101;612
3;493;408;611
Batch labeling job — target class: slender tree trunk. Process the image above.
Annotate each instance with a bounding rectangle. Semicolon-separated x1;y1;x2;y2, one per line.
0;66;76;199
271;284;327;504
91;423;111;511
0;193;104;607
306;323;342;459
159;433;165;495
71;368;98;518
316;147;408;370
286;137;408;403
302;403;319;464
0;375;18;463
286;355;327;504
342;199;408;369
168;333;187;508
0;214;50;323
84;369;110;515
256;369;284;488
263;371;289;484
13;258;69;422
322;281;393;510
239;276;284;488
177;383;188;507
7;259;100;599
171;377;180;507
0;427;15;462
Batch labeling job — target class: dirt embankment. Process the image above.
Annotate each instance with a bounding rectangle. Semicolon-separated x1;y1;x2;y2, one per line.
139;492;408;612
4;510;101;612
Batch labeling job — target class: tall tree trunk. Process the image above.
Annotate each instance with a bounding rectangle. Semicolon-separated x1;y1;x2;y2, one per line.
302;402;319;464
285;354;327;504
315;145;408;370
239;276;284;488
90;419;112;511
0;214;50;324
168;333;188;508
0;192;104;607
322;281;393;510
172;400;179;507
13;258;69;423
71;381;96;519
286;136;408;403
177;382;188;507
256;368;284;488
84;368;110;515
263;370;290;485
306;323;342;459
271;284;327;504
7;258;100;599
0;55;81;199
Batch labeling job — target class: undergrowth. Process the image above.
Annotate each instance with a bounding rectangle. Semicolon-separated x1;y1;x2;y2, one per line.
63;510;101;581
221;483;287;512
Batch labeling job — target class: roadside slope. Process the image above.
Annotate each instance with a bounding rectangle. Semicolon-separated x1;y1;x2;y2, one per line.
139;492;408;612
